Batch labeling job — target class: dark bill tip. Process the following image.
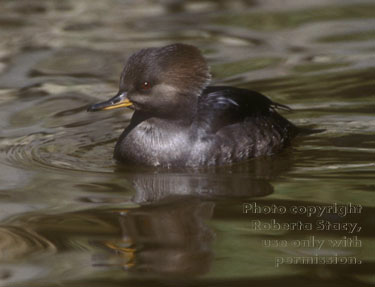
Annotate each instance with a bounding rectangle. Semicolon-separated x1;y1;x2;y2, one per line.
87;102;106;112
87;92;132;112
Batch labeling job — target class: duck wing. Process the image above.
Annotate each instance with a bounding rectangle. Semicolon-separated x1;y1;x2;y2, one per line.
197;86;291;134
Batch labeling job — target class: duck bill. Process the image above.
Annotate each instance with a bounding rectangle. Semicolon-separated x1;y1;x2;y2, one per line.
87;92;133;112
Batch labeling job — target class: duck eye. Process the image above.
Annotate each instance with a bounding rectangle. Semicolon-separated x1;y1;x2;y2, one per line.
142;81;151;91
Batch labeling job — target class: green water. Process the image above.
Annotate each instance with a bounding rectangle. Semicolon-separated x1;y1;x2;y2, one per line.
0;0;374;286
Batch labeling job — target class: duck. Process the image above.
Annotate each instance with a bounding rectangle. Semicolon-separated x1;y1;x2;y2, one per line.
88;43;298;167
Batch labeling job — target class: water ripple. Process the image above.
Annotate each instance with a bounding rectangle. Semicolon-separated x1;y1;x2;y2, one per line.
0;130;117;174
0;226;56;260
0;90;127;174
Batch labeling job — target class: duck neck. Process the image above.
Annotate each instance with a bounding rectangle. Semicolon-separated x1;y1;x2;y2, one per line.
173;93;198;125
152;92;199;126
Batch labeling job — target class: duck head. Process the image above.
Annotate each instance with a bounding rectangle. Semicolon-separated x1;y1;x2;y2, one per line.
88;43;211;119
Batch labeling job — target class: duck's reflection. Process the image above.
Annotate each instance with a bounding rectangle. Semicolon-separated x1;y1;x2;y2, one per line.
96;199;215;276
91;158;281;275
129;169;273;203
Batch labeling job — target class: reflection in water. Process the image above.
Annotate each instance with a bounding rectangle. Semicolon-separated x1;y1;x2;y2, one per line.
97;199;215;276
2;160;277;280
94;162;278;276
88;161;275;276
128;167;274;203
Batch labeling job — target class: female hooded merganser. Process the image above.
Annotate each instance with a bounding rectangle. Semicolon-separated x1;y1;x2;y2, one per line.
88;43;298;167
